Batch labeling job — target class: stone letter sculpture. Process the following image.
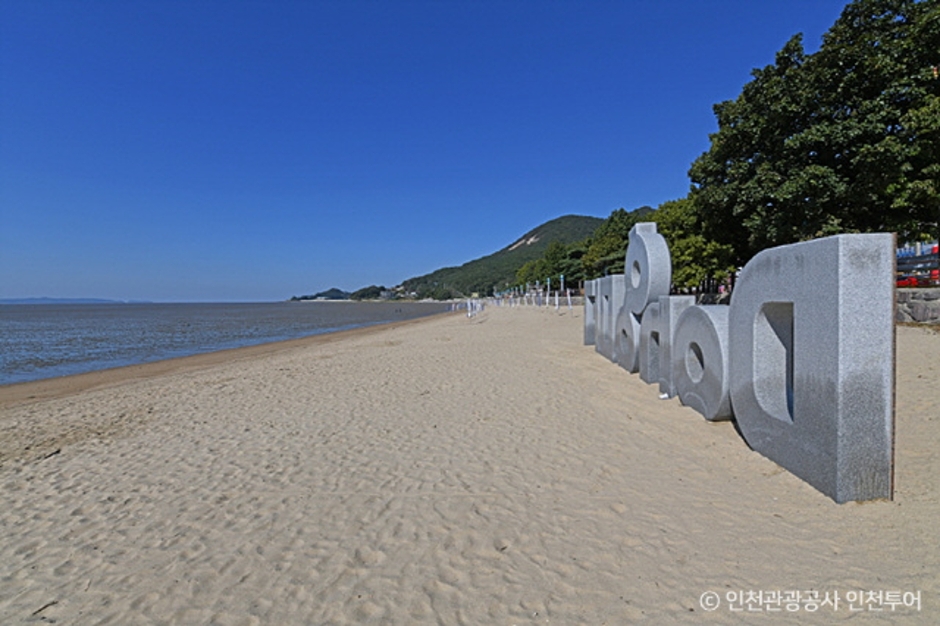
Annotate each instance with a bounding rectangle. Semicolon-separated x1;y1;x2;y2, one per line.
653;295;695;398
582;225;895;503
616;223;672;373
624;223;672;315
637;301;662;384
673;304;733;421
607;275;627;364
595;275;626;362
583;280;596;346
594;276;613;359
614;306;642;373
728;234;895;503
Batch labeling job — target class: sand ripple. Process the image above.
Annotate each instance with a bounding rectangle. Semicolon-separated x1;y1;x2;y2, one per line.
2;309;938;623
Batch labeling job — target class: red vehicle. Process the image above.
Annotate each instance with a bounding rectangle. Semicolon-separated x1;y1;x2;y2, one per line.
896;242;939;287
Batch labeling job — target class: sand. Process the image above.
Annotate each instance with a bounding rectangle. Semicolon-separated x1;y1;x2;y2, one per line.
1;306;937;624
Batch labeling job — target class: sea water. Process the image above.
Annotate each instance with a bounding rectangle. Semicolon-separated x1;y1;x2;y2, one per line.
0;301;449;385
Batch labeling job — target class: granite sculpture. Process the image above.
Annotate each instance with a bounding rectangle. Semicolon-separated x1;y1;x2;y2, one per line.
728;234;895;503
583;280;596;346
673;304;733;421
582;224;895;503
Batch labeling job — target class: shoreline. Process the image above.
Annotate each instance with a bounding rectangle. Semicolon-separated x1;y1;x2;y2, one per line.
0;311;454;409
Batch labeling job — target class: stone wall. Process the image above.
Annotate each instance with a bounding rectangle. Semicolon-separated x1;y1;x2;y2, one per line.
896;288;940;323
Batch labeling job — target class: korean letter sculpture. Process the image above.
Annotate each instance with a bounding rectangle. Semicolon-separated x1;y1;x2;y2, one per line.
584;225;895;503
583;279;596;346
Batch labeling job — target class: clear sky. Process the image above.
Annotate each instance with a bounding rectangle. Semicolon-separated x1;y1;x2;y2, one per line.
1;0;850;302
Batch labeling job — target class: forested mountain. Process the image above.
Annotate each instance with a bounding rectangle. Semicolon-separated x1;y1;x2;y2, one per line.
400;214;603;299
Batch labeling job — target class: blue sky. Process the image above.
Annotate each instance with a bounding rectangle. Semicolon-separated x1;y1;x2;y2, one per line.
1;0;850;302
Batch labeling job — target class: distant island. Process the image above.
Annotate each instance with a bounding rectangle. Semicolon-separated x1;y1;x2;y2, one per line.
290;285;394;302
290;288;352;301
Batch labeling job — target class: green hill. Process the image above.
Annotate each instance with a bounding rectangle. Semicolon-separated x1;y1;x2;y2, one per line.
400;214;604;298
290;287;351;301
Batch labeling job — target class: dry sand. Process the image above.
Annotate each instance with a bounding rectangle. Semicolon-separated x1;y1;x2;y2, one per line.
1;306;937;624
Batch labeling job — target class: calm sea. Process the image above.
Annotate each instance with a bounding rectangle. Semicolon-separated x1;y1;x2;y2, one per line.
0;301;449;386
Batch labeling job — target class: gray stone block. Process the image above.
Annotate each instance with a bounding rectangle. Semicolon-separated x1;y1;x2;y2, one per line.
911;299;940;323
625;223;672;316
584;279;597;346
614;305;642;373
594;277;612;359
638;301;661;385
595;276;626;362
651;295;695;397
729;234;895;503
606;275;627;363
673;305;732;421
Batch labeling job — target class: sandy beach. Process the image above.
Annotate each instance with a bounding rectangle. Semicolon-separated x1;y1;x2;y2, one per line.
1;306;937;624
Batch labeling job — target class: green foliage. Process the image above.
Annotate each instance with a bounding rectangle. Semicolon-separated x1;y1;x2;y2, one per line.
508;206;663;288
291;287;350;301
423;285;460;301
514;240;574;286
690;0;940;264
349;285;387;300
648;198;736;288
515;255;547;287
580;206;654;278
401;215;603;297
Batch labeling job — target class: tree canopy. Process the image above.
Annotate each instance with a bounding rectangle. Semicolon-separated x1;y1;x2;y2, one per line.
580;207;653;277
690;0;940;264
648;198;736;288
349;285;387;300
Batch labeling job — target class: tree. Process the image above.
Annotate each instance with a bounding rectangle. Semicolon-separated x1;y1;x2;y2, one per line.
515;257;548;287
541;241;568;278
690;0;940;264
649;198;736;288
581;207;653;277
349;285;387;300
